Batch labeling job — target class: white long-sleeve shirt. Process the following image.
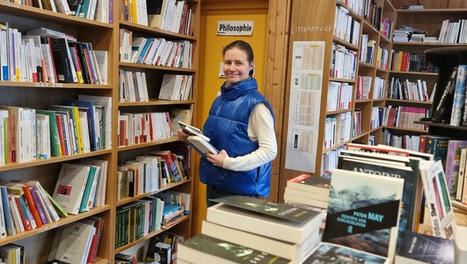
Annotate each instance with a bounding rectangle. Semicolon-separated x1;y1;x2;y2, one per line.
222;103;277;171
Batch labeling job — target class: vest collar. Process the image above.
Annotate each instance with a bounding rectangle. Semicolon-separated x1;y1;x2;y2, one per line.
221;78;258;101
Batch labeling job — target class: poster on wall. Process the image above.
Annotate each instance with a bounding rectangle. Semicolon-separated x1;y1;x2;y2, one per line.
217;21;254;35
285;41;325;173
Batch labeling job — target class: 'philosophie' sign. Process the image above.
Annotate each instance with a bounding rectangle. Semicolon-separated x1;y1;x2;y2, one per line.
217;21;254;36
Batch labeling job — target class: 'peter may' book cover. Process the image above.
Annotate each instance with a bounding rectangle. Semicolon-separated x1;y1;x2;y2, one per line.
323;169;404;259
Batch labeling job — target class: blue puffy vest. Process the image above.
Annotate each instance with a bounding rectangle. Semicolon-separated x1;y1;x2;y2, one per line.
199;78;275;197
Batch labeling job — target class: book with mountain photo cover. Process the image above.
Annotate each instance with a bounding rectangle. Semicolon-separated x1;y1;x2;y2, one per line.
323;169;404;260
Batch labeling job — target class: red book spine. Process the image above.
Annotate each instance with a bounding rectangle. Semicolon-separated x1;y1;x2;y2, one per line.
56;115;67;155
22;185;42;227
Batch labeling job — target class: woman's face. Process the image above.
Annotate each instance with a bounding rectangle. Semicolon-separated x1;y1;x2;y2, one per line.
223;47;253;84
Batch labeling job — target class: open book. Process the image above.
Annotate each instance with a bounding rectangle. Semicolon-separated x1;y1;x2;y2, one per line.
187;136;218;156
178;121;210;142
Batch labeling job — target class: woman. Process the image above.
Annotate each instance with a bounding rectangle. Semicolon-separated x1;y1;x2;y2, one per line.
179;40;277;206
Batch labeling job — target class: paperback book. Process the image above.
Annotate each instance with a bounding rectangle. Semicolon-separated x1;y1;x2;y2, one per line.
396;230;454;264
303;242;389;264
323;169;404;260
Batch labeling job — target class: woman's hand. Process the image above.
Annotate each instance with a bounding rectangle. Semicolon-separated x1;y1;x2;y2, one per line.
177;128;189;142
207;150;228;167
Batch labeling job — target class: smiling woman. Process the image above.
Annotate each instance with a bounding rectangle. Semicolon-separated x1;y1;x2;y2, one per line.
178;40;277;207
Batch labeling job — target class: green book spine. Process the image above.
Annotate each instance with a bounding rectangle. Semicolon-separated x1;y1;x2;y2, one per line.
43;189;68;218
79;166;96;212
36;110;61;157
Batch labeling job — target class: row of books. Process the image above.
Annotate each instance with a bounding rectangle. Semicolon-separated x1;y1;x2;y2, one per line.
117;150;189;200
360;35;375;64
120;0;194;36
48;216;104;264
382;105;429;130
323;112;351;151
326;81;352;111
371;106;383;130
144;232;184;264
431;65;467;126
118;69;149;102
438;19;467;44
117;111;173;147
53;160;108;215
373;76;385;99
321;145;344;175
380;17;392;40
376;46;390;70
158;74;193;101
0;244;24;264
334;5;360;46
6;0;112;23
284;173;330;209
329;43;357;80
356;75;371;99
119;29;192;69
337;0;365;17
387;77;431;101
115;190;189;248
391;51;438;73
0;95;110;165
0;26;107;84
382;131;422;152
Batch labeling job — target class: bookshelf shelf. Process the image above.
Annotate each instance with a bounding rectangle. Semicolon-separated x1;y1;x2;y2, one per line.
0;149;111;173
369;127;383;134
114;215;190;254
336;1;362;21
117;137;180;152
333;37;359;50
383;126;429;133
94;257;109;264
385;99;432;105
116;179;192;206
119;62;197;73
389;71;438;76
397;9;467;14
392;42;467;47
355;99;372;103
119;21;198;41
359;61;376;68
372;99;385;102
0;81;113;89
118;99;195;107
362;19;379;35
377;67;389;73
0;205;110;247
352;132;369;141
326;108;352;115
329;77;355;83
415;120;467;131
0;1;113;29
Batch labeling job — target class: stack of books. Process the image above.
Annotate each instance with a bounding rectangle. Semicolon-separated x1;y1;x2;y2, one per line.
284;174;330;209
178;195;324;263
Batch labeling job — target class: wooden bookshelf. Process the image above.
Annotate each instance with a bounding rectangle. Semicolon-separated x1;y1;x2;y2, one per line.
0;0;200;262
390;71;438;76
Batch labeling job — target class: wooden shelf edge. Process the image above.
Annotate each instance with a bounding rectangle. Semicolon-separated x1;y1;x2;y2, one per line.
0;149;111;172
333;37;359;50
355;99;372;103
114;215;190;253
119;62;196;73
359;61;376;68
392;42;467;47
119;21;198;41
414;120;467;131
385;99;432;105
0;205;110;247
326;109;352;115
389;71;438;76
119;100;195;107
118;138;181;151
116;179;192;206
397;8;467;14
0;81;112;89
383;126;429;133
329;77;355;83
0;2;112;29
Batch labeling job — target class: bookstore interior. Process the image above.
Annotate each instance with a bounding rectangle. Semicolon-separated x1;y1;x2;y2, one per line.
0;0;467;263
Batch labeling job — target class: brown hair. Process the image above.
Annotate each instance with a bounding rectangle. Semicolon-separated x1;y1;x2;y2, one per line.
222;40;255;76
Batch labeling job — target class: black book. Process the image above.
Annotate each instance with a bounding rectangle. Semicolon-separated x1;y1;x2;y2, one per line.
396;230;454;263
75;43;91;84
432;67;458;123
50;38;74;83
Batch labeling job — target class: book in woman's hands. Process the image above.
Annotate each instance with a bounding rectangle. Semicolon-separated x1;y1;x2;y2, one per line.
187;136;219;156
178;121;210;142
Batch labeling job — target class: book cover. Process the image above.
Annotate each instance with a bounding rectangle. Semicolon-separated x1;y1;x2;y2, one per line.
396;230;454;264
338;155;418;236
445;140;467;195
302;242;389;264
178;234;290;264
419;160;455;239
286;174;330;196
323;169;403;259
53;163;90;215
0;186;15;236
187;135;218;157
53;221;96;264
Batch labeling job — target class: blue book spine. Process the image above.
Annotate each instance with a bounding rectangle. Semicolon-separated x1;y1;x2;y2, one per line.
0;186;15;236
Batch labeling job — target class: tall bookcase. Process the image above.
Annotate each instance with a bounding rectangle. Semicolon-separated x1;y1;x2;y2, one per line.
280;0;467;190
0;0;199;263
